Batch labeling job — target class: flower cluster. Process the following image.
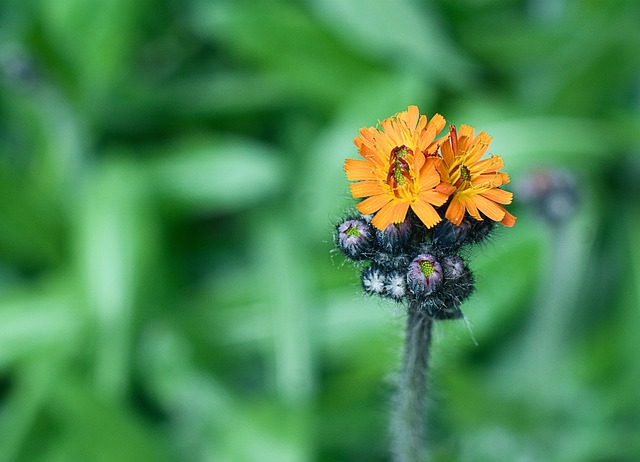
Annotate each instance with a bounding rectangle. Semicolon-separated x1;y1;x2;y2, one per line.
345;105;515;231
337;106;516;319
335;212;487;319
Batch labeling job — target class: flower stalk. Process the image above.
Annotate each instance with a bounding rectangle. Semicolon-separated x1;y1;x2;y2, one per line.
391;301;433;462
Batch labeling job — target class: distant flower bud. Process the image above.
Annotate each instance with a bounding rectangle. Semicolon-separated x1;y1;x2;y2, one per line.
384;272;406;301
406;254;443;296
376;221;410;253
362;266;386;296
336;219;373;259
517;169;579;226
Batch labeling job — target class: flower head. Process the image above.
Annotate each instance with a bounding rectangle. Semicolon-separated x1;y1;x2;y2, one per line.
345;106;454;231
438;124;516;227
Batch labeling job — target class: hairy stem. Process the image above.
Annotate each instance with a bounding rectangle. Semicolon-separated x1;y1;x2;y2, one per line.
391;302;433;462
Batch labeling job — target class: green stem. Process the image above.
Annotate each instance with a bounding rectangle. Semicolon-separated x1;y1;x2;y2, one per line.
391;301;433;462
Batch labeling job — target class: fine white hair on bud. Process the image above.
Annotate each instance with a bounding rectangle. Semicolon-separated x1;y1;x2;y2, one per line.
385;272;406;301
443;255;465;279
362;266;386;295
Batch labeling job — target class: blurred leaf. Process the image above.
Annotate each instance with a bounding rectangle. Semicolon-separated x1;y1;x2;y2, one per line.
45;376;171;462
37;0;145;105
74;156;158;401
148;136;285;214
0;284;81;366
307;0;473;86
188;0;382;107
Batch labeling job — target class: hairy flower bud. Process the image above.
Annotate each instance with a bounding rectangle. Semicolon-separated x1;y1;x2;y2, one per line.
442;255;465;279
362;266;386;296
431;218;470;250
406;254;443;296
336;218;373;260
376;220;411;253
384;271;406;301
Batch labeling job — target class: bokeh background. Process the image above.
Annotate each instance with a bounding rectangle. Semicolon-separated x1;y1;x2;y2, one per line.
1;0;640;461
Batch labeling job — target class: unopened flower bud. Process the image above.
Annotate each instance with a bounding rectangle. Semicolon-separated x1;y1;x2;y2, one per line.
362;266;386;296
384;271;406;301
432;219;469;250
336;218;373;260
443;255;465;279
406;254;443;296
465;217;495;244
376;221;411;253
517;169;579;226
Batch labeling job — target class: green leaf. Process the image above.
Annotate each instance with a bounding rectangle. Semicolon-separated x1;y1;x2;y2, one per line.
148;136;285;214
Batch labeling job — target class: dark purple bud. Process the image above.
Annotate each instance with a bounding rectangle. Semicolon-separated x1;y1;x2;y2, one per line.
432;218;469;250
376;220;411;253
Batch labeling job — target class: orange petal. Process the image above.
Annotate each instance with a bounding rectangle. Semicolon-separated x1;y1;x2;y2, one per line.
413;147;426;173
371;201;409;230
425;133;450;155
500;208;517;227
471;194;506;222
381;118;402;147
357;140;385;166
411;198;442;229
497;172;510;185
440;139;455;168
345;158;377;181
358;127;377;143
427;113;446;135
419;189;450;207
406;106;419;130
415;114;427;133
471;155;503;174
445;197;466;226
357;194;390;215
464;195;482;220
458;135;472;154
350;181;383;198
458;125;475;142
480;187;513;205
466;133;492;164
435;182;456;196
473;172;509;188
419;159;441;190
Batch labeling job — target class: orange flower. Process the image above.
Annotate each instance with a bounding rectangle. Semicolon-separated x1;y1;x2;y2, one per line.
437;124;516;227
344;106;454;230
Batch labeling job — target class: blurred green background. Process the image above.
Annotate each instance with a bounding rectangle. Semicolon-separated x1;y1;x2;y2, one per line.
1;0;639;461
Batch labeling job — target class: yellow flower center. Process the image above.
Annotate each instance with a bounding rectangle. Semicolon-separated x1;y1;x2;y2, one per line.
420;260;435;278
345;225;360;238
387;145;413;198
460;164;472;182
